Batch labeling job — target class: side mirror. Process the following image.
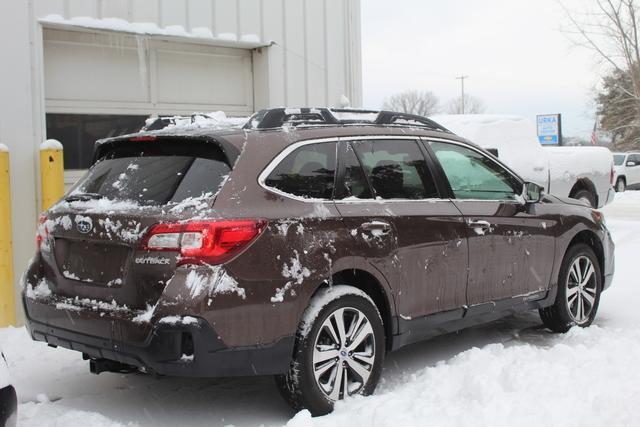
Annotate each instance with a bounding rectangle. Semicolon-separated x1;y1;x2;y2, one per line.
523;182;543;203
626;161;636;167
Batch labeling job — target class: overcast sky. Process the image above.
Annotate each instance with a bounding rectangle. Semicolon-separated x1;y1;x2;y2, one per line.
361;0;605;137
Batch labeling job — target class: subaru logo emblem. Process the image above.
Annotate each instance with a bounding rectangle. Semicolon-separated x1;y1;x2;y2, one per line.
76;218;92;234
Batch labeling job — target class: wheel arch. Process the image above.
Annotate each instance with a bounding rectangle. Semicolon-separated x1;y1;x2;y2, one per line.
569;178;598;206
305;268;395;352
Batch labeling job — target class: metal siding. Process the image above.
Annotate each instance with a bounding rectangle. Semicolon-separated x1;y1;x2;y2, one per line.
283;0;306;106
214;0;238;36
325;0;347;106
188;0;213;30
261;0;286;107
306;0;327;106
159;0;187;27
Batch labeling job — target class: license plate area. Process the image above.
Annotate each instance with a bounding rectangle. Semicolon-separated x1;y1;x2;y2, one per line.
54;239;131;285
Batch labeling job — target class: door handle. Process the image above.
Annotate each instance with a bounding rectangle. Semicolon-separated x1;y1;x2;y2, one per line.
467;219;491;230
361;221;391;233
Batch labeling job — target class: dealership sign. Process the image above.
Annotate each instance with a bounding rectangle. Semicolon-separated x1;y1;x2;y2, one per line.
537;114;562;145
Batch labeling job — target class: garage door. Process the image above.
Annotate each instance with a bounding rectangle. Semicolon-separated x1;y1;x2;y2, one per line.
42;27;254;182
43;28;254;116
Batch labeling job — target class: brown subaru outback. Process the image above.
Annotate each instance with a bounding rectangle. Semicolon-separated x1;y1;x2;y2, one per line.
23;108;614;415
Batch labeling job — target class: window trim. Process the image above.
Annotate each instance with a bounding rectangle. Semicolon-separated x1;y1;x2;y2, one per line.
257;137;339;202
422;137;525;203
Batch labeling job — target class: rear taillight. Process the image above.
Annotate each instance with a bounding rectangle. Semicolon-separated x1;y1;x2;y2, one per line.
36;214;48;249
140;219;267;266
610;163;615;185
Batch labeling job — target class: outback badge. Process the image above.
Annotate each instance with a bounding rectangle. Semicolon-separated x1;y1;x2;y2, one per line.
75;216;93;234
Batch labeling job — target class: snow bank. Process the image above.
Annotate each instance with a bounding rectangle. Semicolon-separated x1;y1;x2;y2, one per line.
39;139;63;151
0;143;8;152
41;15;266;47
288;326;640;427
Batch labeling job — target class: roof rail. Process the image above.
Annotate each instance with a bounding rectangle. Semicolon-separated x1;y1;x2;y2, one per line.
243;108;450;132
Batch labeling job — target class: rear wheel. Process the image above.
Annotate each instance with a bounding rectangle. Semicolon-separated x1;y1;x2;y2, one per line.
275;285;385;416
539;243;602;332
572;189;596;208
616;177;626;192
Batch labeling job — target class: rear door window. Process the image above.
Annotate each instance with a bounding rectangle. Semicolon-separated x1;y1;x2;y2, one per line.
352;139;438;199
69;140;231;205
264;142;337;199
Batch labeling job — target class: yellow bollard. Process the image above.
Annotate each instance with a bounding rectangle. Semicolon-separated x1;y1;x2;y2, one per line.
0;143;15;327
40;139;65;211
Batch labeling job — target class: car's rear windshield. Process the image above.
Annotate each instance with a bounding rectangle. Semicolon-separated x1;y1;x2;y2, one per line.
614;154;626;166
68;140;232;206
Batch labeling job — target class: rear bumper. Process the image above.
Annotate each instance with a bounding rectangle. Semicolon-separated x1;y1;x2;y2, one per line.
23;298;294;378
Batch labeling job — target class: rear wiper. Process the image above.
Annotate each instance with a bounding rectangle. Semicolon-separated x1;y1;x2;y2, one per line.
65;193;104;202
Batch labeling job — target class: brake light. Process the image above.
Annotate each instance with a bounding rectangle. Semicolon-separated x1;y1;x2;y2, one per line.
140;219;267;266
610;163;615;185
129;136;156;142
36;214;48;249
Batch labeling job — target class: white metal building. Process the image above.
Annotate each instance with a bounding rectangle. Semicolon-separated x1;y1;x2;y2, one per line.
0;0;362;320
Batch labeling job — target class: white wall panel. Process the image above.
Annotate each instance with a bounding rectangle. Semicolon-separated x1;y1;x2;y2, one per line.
305;0;327;106
131;0;160;23
325;0;347;106
44;39;148;103
261;0;285;107
283;0;306;106
159;0;187;27
67;0;98;18
155;47;251;107
238;0;261;38
100;0;131;20
33;0;66;18
188;0;213;30
214;0;238;36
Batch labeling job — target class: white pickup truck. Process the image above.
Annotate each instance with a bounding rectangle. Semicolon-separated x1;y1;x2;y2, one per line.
431;114;615;208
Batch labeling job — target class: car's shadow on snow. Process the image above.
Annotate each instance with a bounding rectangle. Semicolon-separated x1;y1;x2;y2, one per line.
56;312;555;426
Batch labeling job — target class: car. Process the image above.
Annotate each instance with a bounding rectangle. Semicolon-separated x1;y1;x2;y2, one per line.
0;352;16;427
22;108;615;415
612;151;640;192
431;114;616;208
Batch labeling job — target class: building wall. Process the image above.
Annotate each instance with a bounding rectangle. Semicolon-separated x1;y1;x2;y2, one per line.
0;0;361;323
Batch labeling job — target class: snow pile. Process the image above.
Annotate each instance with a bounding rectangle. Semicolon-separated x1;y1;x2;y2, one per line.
0;143;9;152
41;15;265;47
25;278;52;299
158;316;199;326
151;112;248;132
39;139;63;151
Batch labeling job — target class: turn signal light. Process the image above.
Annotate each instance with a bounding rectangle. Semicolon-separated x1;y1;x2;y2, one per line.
140;219;267;265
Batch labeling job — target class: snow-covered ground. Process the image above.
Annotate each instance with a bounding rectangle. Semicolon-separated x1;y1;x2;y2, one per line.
1;192;639;427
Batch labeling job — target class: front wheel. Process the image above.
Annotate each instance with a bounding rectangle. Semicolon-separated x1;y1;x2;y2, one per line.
616;177;626;192
572;189;596;208
275;285;385;416
539;243;602;333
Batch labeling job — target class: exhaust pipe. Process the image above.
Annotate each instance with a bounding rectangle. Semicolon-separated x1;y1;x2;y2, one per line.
89;358;137;375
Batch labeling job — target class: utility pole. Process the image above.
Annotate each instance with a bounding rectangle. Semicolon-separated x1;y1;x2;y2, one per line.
455;75;469;114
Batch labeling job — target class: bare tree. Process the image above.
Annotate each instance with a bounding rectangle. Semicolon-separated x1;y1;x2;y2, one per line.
382;90;440;116
445;94;487;114
561;0;640;147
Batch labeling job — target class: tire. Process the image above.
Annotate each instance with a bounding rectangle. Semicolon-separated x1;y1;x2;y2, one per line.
616;177;626;192
539;243;602;333
572;189;596;208
275;285;385;416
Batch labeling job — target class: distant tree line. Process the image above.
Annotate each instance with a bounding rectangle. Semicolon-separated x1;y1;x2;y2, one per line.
563;0;640;149
382;90;486;116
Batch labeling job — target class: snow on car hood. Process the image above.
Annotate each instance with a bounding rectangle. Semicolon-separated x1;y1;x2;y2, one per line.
0;352;11;389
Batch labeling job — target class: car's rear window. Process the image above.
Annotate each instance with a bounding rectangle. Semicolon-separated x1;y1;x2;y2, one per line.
69;140;232;205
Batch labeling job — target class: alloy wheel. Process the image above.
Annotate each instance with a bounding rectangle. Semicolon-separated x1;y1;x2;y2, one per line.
312;307;376;401
565;256;598;324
